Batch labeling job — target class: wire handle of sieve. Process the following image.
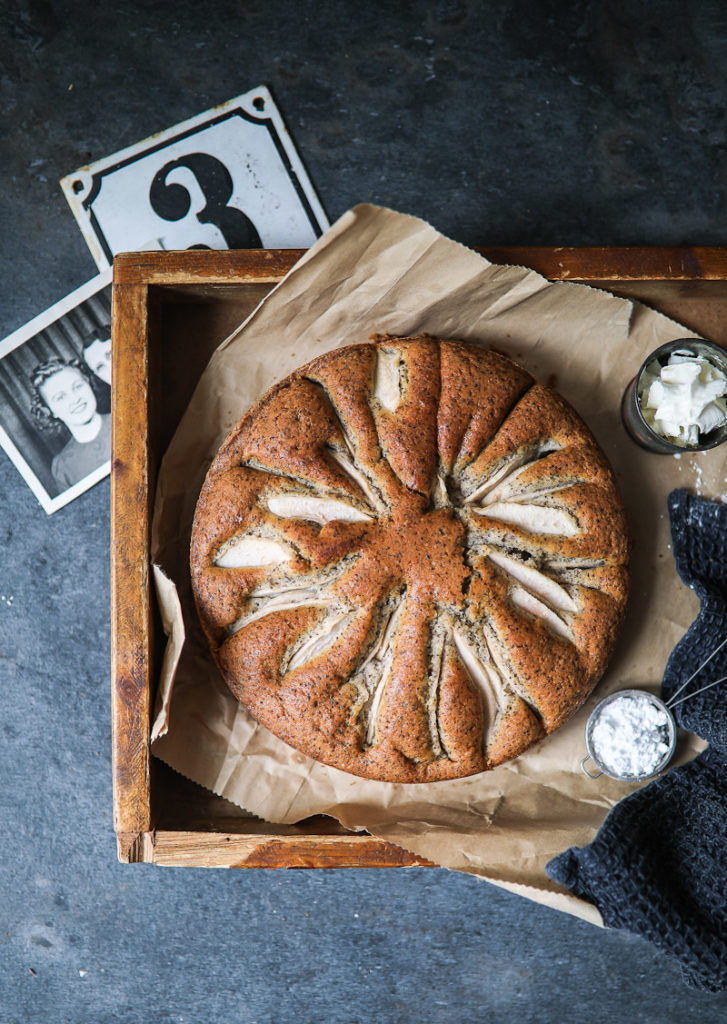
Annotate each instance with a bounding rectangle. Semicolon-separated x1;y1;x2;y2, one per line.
665;635;727;707
667;673;727;709
580;754;602;779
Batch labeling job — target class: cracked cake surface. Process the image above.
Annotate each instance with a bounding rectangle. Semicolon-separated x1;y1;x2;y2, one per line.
190;335;629;782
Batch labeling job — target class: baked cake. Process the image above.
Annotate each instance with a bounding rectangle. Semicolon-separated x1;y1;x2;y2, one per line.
190;335;629;782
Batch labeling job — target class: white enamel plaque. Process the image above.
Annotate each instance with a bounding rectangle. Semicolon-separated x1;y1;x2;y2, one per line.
60;86;329;269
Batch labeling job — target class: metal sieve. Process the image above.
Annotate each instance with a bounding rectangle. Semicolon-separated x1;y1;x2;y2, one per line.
581;689;677;782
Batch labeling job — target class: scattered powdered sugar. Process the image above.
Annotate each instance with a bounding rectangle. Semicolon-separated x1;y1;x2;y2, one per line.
589;692;672;779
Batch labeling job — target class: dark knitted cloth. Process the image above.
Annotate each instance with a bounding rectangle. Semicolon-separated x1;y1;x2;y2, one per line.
546;489;727;992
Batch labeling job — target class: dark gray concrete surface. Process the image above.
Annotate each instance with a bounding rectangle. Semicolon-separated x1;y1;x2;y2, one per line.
2;1;727;1021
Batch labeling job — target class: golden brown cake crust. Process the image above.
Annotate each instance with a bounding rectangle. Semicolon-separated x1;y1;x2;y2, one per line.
190;335;629;782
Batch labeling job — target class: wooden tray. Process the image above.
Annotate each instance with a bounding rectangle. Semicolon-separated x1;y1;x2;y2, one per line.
111;246;727;867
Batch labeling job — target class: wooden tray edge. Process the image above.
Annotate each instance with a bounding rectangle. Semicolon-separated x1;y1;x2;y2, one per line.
117;830;432;869
112;246;727;286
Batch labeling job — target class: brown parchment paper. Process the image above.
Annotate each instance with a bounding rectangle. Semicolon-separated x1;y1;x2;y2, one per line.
150;204;725;922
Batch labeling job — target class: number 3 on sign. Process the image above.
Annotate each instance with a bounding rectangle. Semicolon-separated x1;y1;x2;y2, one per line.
149;154;262;251
60;88;329;270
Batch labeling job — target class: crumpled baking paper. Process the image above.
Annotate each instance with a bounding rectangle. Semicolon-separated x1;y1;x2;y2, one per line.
150;204;721;922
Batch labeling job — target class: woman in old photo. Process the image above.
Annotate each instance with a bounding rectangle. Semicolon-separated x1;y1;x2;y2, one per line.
30;357;111;491
82;331;112;386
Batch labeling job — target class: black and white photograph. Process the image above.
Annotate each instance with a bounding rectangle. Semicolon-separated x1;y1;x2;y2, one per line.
0;272;112;514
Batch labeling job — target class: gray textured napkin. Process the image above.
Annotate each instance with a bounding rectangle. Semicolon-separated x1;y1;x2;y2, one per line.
547;490;727;992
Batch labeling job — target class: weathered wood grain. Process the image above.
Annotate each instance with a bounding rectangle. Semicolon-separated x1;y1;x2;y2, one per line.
111;281;153;837
114;248;306;285
113;246;727;288
482;246;727;281
120;830;430;869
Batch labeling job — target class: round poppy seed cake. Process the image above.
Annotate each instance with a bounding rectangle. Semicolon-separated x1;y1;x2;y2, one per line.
190;334;629;782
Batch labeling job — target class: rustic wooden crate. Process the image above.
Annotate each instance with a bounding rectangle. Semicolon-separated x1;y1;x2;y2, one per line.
111;246;727;867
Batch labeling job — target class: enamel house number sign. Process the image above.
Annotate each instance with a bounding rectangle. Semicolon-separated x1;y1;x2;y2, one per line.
61;87;329;269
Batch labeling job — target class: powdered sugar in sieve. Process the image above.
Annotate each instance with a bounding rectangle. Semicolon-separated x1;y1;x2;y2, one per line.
581;636;727;782
583;690;676;781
